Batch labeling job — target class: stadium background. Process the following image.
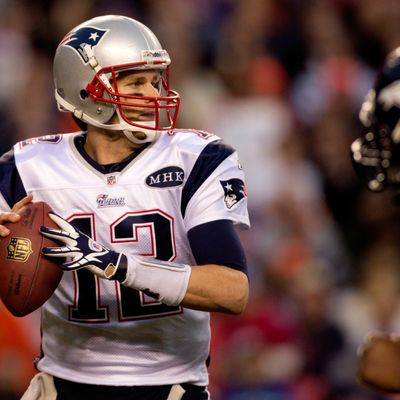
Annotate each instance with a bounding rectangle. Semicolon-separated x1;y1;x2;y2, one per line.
1;0;400;399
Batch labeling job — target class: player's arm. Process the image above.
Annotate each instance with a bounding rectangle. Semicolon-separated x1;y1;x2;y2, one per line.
40;215;249;314
181;219;248;314
357;331;400;393
182;264;248;314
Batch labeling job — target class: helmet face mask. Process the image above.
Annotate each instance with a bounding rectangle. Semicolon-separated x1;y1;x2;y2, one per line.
352;48;400;192
53;15;180;143
85;62;180;133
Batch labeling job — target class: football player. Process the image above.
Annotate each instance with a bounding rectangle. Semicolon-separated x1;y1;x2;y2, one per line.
351;47;400;393
0;15;250;400
351;47;400;196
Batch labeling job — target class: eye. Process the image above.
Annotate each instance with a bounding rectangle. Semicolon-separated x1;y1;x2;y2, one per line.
130;79;143;88
152;79;161;91
120;79;145;95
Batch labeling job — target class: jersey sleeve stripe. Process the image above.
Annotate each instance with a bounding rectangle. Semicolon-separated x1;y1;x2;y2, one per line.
188;219;248;274
0;149;27;208
181;140;234;218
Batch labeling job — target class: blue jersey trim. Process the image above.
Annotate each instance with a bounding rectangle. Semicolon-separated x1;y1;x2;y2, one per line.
0;149;27;207
74;134;149;174
188;219;247;274
181;140;234;218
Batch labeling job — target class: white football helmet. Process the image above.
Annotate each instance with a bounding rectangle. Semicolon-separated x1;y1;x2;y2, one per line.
53;15;180;144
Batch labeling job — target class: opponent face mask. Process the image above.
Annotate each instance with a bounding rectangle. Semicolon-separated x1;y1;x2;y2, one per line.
351;47;400;192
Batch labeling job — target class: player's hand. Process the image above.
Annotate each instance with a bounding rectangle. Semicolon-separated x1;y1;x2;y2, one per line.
40;212;127;281
0;194;33;237
357;331;400;393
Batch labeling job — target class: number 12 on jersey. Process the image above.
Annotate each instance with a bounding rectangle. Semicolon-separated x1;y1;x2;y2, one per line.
66;211;182;323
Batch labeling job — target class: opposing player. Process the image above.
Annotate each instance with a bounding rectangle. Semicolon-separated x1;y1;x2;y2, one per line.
351;47;400;195
0;15;250;400
351;47;400;393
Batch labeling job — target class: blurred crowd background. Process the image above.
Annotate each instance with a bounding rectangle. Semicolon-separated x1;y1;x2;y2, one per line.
2;0;400;399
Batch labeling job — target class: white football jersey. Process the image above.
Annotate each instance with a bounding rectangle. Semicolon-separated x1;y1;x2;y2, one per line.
0;129;250;386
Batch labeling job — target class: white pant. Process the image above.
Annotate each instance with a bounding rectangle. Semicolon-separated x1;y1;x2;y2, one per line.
21;372;187;400
20;372;57;400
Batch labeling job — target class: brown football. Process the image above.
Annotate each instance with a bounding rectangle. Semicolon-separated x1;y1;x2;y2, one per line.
0;201;63;317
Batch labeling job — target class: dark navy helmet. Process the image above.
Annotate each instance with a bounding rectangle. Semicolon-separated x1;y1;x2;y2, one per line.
351;47;400;192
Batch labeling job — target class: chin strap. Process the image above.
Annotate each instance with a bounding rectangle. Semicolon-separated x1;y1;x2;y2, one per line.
114;107;160;144
122;129;159;144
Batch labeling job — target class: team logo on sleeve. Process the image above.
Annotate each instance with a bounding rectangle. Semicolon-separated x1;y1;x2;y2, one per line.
61;26;108;63
220;179;247;209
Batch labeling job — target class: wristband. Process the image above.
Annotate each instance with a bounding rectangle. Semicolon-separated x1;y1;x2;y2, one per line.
122;256;191;306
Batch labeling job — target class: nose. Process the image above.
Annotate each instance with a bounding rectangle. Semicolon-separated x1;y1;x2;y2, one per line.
130;83;158;105
143;82;159;98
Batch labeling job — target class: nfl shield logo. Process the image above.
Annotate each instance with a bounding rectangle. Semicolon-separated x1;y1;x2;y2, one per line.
106;175;117;185
7;237;33;262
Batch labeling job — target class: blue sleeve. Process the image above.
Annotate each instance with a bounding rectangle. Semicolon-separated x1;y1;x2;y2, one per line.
187;219;248;275
181;140;234;218
0;149;27;208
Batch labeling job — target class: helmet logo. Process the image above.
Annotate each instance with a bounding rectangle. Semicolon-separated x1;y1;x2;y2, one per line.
60;26;108;63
